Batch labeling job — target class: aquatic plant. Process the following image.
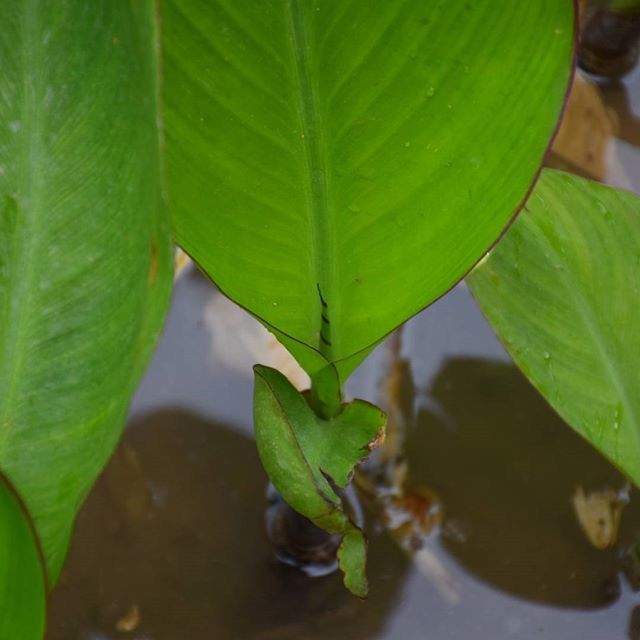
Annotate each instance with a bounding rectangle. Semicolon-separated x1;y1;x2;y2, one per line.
3;2;640;633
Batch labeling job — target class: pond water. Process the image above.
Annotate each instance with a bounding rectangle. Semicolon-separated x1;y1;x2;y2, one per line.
47;66;640;640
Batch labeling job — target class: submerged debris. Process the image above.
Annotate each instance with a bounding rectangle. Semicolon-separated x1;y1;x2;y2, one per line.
572;484;629;549
356;328;458;604
115;604;141;633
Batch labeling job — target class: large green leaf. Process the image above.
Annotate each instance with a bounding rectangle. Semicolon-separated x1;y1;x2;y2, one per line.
253;365;386;596
163;0;574;382
0;0;172;582
0;474;46;640
467;169;640;486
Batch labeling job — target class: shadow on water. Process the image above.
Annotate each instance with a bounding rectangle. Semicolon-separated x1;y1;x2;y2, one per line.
46;410;407;640
410;357;640;610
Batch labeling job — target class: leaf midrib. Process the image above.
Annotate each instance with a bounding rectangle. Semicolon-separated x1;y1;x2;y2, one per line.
0;1;44;450
286;2;336;358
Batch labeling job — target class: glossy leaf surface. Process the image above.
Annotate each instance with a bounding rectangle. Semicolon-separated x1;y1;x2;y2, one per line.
253;365;385;596
164;0;574;382
0;0;172;582
468;170;640;486
0;474;46;640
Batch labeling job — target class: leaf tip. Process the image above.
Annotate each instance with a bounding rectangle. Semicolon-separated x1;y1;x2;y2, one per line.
338;530;369;599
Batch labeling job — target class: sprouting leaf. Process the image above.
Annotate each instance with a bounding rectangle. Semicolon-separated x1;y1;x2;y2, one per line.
163;0;575;384
0;473;46;640
467;169;640;487
0;0;172;583
253;364;386;596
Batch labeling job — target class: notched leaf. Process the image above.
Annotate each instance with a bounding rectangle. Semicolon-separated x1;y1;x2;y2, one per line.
366;425;386;452
253;364;387;596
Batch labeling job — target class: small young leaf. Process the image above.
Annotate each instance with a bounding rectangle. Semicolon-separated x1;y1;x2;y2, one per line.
253;365;386;595
468;169;640;487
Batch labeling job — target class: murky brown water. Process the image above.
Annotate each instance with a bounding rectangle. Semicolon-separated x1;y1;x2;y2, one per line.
47;63;640;640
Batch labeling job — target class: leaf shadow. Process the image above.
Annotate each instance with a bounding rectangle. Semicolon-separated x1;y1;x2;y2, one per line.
410;357;640;609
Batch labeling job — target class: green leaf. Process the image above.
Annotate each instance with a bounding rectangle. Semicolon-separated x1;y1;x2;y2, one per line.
164;0;574;381
0;473;46;640
253;364;385;596
467;169;640;487
0;0;172;582
337;530;367;599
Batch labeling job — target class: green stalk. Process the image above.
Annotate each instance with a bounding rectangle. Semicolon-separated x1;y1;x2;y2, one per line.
308;371;343;420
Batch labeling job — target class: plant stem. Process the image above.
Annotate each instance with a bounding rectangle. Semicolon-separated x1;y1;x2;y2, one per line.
309;372;342;420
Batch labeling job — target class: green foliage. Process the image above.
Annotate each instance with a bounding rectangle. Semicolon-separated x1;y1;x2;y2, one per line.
0;474;46;640
163;0;574;385
0;0;579;616
0;0;172;594
162;0;574;595
254;365;385;596
468;169;640;486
